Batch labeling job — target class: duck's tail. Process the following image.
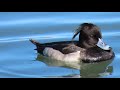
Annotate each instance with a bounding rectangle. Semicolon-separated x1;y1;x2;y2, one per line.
29;39;41;46
29;39;45;54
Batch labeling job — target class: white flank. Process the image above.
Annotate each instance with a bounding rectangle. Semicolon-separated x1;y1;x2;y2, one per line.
43;47;80;62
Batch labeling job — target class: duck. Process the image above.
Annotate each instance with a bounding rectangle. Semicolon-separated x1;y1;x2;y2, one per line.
30;23;115;63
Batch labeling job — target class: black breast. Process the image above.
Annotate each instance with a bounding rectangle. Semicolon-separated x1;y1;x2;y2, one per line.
82;47;115;63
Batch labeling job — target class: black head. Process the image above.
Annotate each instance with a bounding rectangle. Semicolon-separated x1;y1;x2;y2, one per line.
72;23;102;49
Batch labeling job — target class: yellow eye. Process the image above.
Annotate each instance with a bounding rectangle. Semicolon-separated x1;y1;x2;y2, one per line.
91;35;93;37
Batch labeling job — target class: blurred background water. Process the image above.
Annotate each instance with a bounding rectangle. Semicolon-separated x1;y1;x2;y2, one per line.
0;12;120;78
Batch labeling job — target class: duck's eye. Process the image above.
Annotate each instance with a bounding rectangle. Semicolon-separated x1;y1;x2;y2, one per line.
90;35;93;37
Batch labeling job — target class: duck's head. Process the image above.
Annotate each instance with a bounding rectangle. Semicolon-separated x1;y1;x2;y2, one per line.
72;23;111;51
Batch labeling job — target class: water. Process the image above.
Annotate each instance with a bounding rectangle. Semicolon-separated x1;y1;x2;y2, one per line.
0;12;120;78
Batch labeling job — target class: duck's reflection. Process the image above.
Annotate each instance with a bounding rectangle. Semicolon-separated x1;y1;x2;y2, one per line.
80;60;113;78
36;54;113;78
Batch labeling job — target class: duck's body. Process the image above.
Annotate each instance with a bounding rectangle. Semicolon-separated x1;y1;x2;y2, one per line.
30;23;115;63
30;39;114;63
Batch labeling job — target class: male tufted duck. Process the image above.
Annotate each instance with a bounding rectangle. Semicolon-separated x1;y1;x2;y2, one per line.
30;23;115;63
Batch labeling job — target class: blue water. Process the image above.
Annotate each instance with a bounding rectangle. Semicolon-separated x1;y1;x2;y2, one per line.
0;12;120;78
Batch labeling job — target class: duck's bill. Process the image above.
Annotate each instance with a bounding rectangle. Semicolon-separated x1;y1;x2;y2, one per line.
97;38;111;50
